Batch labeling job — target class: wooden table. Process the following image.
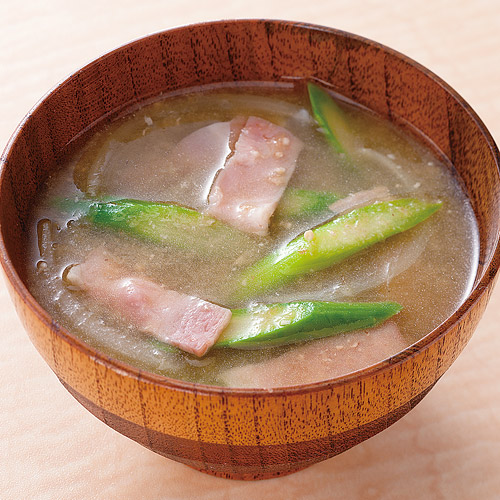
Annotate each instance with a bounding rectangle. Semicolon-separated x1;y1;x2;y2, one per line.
1;1;499;498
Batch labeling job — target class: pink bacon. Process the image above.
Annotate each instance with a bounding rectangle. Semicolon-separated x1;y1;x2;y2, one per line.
207;116;303;236
66;249;231;357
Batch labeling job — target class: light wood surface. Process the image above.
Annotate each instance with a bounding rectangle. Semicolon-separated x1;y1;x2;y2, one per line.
1;1;499;498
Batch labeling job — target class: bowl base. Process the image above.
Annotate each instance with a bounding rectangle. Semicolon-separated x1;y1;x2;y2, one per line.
185;463;309;480
61;376;437;481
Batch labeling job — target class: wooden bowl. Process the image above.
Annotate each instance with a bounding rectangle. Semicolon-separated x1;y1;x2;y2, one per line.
1;20;499;480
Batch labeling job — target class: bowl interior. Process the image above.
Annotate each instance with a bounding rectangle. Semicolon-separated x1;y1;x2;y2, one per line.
1;19;499;379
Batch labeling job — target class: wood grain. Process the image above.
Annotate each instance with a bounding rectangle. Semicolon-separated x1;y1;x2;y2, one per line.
1;20;499;480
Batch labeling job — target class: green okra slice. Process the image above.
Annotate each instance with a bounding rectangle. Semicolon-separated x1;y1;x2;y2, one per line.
236;198;442;298
215;300;401;349
59;198;254;257
307;81;354;159
275;187;338;220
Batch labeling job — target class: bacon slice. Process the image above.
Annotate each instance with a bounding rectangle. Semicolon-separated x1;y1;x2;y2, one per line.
220;322;406;388
207;116;303;236
66;249;232;357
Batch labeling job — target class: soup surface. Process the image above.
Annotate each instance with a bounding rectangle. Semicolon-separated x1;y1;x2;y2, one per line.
26;82;479;387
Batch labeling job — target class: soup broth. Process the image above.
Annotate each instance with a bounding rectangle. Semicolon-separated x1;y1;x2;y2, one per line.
26;82;479;387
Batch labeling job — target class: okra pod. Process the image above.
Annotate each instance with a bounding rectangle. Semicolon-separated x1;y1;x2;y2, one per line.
216;300;402;349
307;81;354;158
60;198;254;257
236;198;442;298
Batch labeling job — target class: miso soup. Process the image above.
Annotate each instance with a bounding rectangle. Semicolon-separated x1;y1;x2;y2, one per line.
26;81;479;387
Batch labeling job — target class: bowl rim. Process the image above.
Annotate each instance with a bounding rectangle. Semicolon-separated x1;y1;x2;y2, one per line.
1;18;499;396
